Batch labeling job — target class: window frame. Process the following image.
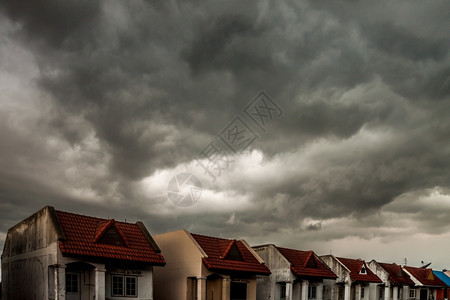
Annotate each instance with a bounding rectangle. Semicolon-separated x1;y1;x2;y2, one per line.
65;272;80;294
361;287;365;298
111;274;138;297
308;285;317;299
410;289;416;299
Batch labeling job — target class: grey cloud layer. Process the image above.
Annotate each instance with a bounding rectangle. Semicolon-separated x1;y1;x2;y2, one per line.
0;0;449;264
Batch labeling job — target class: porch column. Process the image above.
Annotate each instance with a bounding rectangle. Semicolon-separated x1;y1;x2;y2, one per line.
317;283;324;300
94;267;106;300
302;280;309;300
55;264;66;300
344;283;351;300
197;277;207;300
355;284;362;300
385;286;391;300
403;286;409;300
222;276;231;300
393;286;399;300
286;282;293;300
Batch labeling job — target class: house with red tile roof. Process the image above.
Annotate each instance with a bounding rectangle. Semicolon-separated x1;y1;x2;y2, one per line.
402;266;447;300
367;261;415;300
320;255;382;300
252;244;337;300
1;206;165;300
152;230;270;300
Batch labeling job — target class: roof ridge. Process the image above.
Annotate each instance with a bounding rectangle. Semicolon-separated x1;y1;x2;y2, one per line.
277;245;311;253
191;232;232;241
56;209;134;224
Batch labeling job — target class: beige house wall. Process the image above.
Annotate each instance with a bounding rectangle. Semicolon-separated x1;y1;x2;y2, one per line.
153;230;205;300
153;230;261;300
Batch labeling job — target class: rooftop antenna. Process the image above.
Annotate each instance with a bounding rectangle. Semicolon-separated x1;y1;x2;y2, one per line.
420;261;432;268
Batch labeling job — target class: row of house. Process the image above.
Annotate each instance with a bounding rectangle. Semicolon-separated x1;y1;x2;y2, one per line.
1;207;449;300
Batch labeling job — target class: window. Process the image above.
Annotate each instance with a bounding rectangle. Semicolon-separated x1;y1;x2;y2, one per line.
112;275;138;297
66;273;79;293
112;275;124;296
360;266;367;274
399;288;403;299
309;286;317;299
280;283;287;300
361;287;365;298
410;289;416;299
379;287;384;299
126;277;137;296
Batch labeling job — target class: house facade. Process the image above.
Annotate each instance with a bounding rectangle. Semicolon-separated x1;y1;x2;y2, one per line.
152;230;271;300
432;271;450;300
1;206;165;300
320;256;382;300
367;261;415;300
253;244;337;300
402;266;447;300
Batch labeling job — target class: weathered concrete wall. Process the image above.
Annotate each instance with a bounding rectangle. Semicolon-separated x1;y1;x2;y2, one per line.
324;279;337;300
367;261;389;287
1;207;60;300
253;244;293;300
320;256;350;285
321;256;353;300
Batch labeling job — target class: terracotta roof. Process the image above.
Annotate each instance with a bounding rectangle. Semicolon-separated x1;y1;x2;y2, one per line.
337;257;382;283
378;262;415;286
404;266;447;287
276;247;337;279
190;233;271;275
55;210;165;265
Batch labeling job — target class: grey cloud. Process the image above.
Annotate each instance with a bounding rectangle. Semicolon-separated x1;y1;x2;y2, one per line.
0;0;100;48
0;0;450;268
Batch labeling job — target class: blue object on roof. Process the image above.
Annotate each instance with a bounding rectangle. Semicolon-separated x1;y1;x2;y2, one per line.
433;270;450;287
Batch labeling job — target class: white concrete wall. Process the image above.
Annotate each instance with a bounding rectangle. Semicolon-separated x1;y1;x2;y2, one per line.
253;244;293;300
104;266;153;300
367;261;389;289
320;256;350;285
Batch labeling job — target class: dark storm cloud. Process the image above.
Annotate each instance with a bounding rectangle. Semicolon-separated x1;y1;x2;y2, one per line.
0;0;100;48
0;0;450;261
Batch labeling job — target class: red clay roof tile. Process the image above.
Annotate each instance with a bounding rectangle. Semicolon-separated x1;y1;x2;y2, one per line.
404;266;447;287
337;257;382;283
276;247;337;279
56;210;165;265
190;233;270;275
378;262;415;286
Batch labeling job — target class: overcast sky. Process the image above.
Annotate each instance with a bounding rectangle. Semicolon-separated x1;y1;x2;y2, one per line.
1;0;450;271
